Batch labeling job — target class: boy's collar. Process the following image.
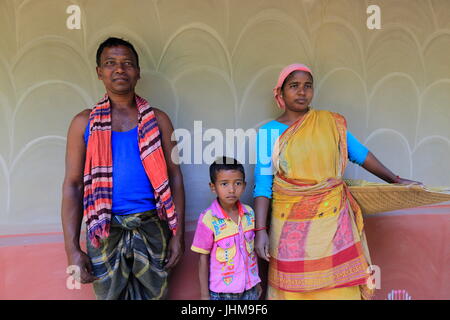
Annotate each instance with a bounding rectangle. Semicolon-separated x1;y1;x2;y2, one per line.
211;198;248;219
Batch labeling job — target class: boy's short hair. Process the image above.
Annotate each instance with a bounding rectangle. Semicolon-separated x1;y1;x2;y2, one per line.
96;37;140;68
209;157;245;183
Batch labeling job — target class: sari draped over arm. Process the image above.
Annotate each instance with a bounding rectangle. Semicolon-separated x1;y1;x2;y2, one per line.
269;109;374;300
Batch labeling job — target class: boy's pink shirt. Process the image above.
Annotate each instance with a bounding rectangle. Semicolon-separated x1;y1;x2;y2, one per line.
191;199;261;294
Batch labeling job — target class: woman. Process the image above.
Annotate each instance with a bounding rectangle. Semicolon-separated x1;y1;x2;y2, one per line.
253;64;420;300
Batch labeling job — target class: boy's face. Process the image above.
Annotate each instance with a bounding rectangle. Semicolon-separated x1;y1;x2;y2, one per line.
210;169;246;207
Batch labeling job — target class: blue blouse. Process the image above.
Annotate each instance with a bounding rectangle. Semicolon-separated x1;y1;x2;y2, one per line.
253;120;369;199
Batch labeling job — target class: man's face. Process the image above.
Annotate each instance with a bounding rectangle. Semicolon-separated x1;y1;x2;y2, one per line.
96;45;140;95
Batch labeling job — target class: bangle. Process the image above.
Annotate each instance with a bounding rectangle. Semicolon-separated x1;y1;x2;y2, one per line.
254;227;267;232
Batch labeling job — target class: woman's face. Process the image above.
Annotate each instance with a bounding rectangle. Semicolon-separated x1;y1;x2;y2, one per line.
280;70;314;113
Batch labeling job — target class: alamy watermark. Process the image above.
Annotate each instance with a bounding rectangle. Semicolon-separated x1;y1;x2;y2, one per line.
66;5;81;30
170;121;279;175
66;4;381;31
66;265;81;290
366;265;381;290
367;5;382;30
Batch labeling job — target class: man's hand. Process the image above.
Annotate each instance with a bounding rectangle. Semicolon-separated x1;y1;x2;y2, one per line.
255;230;270;262
164;233;185;270
68;250;98;284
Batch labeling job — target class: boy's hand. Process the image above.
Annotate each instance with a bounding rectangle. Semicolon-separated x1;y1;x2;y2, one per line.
255;230;270;262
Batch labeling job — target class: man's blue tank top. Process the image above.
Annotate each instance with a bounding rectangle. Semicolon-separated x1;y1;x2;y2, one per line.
84;122;156;215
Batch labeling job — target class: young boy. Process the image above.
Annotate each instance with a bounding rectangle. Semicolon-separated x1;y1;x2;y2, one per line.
191;157;262;300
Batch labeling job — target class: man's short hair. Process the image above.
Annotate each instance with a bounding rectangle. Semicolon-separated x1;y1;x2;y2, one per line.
96;37;140;68
209;157;245;183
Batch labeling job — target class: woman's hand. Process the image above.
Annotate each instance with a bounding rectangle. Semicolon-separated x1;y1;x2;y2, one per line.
256;283;263;299
254;197;271;262
395;177;423;186
255;230;270;262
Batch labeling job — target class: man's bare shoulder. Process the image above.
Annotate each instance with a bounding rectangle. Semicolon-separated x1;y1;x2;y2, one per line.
153;107;169;120
73;108;91;123
75;108;91;120
153;107;173;128
69;109;91;135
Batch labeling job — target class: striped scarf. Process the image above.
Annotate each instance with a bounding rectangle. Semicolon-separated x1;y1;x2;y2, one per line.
83;94;177;248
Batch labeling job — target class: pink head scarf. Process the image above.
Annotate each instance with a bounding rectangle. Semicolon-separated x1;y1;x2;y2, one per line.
273;63;313;109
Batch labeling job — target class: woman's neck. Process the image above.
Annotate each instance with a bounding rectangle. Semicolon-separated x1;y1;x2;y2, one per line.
276;107;310;126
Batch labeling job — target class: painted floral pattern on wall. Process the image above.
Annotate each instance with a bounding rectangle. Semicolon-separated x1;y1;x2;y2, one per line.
0;0;449;234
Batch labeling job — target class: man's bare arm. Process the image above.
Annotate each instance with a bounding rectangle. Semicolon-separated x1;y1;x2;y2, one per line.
61;109;98;283
154;108;186;270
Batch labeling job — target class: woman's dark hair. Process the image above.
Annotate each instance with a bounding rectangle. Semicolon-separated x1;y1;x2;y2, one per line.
96;37;140;68
209;157;245;183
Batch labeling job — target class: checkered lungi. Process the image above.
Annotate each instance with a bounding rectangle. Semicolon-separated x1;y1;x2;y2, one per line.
86;210;170;300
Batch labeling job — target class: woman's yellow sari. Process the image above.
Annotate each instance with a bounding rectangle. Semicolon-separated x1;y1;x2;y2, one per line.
268;109;374;300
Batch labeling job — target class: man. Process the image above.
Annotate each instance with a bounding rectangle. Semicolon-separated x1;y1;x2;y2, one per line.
61;37;185;300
